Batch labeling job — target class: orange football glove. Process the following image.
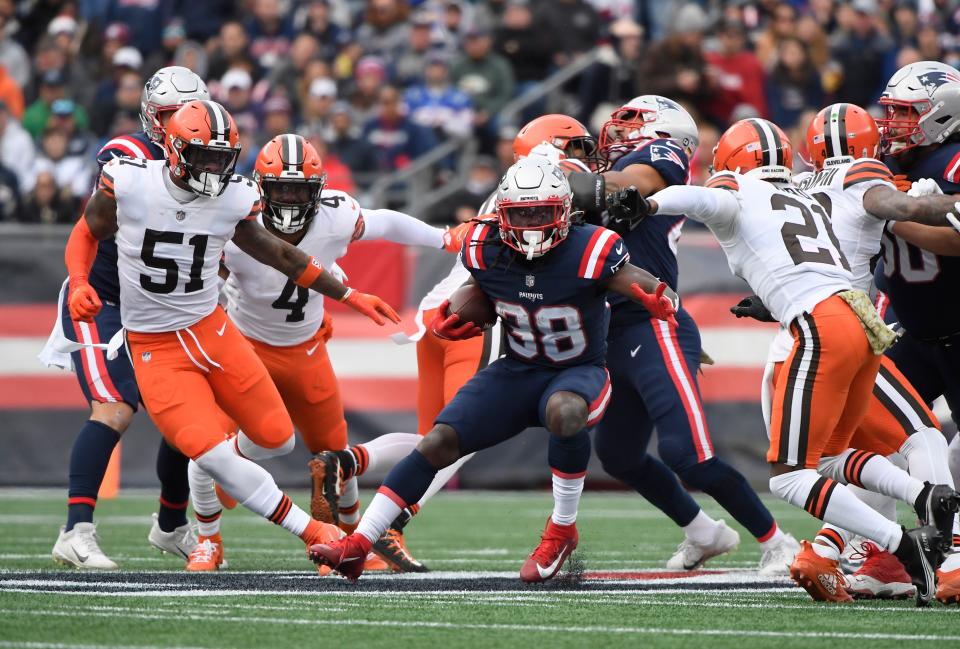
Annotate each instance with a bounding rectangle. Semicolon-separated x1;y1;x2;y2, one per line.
629;281;677;323
893;174;912;192
442;222;472;254
341;288;400;326
68;278;102;322
320;311;334;342
429;299;483;340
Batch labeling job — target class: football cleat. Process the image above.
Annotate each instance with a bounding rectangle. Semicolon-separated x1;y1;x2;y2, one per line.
308;533;372;582
185;535;227;572
52;523;118;570
935;550;960;604
372;527;429;573
758;532;800;576
520;518;578;583
301;519;345;575
147;513;197;560
789;540;852;602
364;552;391;571
913;483;960;550
666;520;740;571
308;452;341;525
892;525;943;607
844;542;915;600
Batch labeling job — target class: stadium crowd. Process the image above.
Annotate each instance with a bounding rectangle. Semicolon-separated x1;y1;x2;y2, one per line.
1;0;959;224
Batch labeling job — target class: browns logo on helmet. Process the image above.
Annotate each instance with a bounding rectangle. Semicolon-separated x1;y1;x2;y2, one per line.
164;100;241;197
254;134;326;234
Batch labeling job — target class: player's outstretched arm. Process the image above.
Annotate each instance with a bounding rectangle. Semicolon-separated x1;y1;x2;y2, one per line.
862;184;960;225
231;219;400;325
603;262;679;322
889;221;960;256
358;208;466;252
647;185;739;232
64;189;118;322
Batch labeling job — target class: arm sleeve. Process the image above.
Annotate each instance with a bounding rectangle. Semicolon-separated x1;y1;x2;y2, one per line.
64;217;99;281
359;208;446;248
651;185;740;230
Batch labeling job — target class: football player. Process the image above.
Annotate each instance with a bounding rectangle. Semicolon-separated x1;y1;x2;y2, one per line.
643;117;955;606
46;67;210;570
63;100;398;569
308;156;679;582
564;95;799;573
183;133;464;571
745;104;960;601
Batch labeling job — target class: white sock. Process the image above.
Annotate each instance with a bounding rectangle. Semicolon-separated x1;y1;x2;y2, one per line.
818;450;925;504
235;430;294;461
339;477;360;525
357;432;421;475
949;434;960;489
759;525;786;549
901;428;955;487
187;460;222;537
417;453;475;506
769;469;903;551
550;470;584;526
849;483;898;521
683;509;719;545
355;491;402;544
194;440;308;538
813;524;850;560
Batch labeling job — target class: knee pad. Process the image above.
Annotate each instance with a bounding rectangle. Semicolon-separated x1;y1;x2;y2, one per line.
249;408;294;450
174;424;221;460
237;430;295;460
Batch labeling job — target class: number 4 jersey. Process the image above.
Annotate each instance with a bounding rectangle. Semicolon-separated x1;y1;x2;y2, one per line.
460;220;629;368
105;158;261;333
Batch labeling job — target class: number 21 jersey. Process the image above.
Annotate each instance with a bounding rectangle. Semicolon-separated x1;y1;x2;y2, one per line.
104;158;261;333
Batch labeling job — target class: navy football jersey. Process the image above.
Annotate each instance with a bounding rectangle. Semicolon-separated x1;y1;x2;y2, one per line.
877;142;960;338
607;138;689;323
88;132;164;303
460;220;629;368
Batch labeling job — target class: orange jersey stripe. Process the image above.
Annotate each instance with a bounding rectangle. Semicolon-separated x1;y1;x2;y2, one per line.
706;174;739;190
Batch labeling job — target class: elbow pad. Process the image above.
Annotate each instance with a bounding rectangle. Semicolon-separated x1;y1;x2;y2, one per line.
568;172;606;225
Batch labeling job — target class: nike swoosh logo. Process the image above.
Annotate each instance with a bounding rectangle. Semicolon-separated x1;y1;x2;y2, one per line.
306;342;321;356
216;322;227;336
75;549;89;563
616;243;624;255
630;344;642;357
340;556;361;563
536;552;567;579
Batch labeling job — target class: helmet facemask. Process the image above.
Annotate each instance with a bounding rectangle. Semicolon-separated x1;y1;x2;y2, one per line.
141;103;181;144
177;142;239;197
260;175;325;233
497;199;570;260
598;106;657;169
878;99;929;155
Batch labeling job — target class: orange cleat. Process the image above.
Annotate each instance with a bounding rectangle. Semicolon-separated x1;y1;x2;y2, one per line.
520;518;578;583
301;519;345;576
309;533;373;582
186;534;227;572
364;552;391;572
308;452;341;525
789;540;852;602
373;528;429;573
936;552;960;604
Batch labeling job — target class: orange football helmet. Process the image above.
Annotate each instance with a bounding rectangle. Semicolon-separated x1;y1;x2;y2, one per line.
165;100;241;197
712;118;793;182
513;114;600;168
254;134;326;233
806;103;880;171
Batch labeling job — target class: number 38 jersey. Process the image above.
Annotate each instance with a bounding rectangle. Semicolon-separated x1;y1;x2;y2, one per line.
223;191;362;347
460;220;629;368
104;158;261;333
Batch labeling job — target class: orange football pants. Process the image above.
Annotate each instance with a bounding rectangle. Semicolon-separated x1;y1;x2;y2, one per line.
768;295;881;468
245;318;347;455
126;307;292;460
415;306;492;435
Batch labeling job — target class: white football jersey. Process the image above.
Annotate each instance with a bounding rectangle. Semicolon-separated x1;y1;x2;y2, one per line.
108;158;260;332
693;172;853;326
224;190;363;346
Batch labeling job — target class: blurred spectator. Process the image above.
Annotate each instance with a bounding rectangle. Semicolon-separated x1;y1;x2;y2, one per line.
704;20;768;125
295;0;348;61
245;0;294;73
269;33;320;117
356;0;412;61
91;70;143;138
0;101;35;190
395;10;440;86
640;4;712;118
0;63;21;118
451;27;515;133
104;109;142;143
494;123;516;173
495;0;553;85
84;22;131;88
830;0;895;109
234;113;260;177
916;25;944;61
348;56;389;126
220;68;261;128
299;77;338;141
690;121;720;185
208;21;258;82
0;10;28;88
174;0;237;43
577;17;642;126
0;159;17;221
104;0;173;57
90;48;143;136
766;38;825;130
796;15;831;69
173;40;210;80
152;20;188;72
261;95;293;143
362;84;436;171
23;69;90;139
30;34;92;110
17;169;77;224
532;0;601;66
754;2;797;71
405;53;474;140
48;99;98;158
326;102;377;173
26;126;93;199
312;136;356;194
425;155;500;224
891;1;920;48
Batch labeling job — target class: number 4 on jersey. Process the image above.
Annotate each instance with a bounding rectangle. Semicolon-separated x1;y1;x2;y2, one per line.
272;279;309;322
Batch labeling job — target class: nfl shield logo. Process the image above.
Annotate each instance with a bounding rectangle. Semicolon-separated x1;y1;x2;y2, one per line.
141;351;152;362
175;210;186;222
525;274;535;287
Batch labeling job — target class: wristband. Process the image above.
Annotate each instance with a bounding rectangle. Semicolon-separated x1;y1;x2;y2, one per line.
339;287;354;303
294;256;323;288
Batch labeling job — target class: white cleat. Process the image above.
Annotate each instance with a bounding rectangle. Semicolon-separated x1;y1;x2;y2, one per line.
52;523;119;570
666;520;740;571
758;532;800;576
148;513;198;560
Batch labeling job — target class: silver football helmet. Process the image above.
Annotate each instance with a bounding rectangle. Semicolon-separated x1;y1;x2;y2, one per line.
140;66;210;144
496;157;572;260
599;94;700;168
878;60;960;154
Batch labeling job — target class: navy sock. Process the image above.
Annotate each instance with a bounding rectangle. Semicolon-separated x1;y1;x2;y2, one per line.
156;439;190;532
382;450;438;506
66;420;121;531
547;430;592;475
626;455;702;527
678;458;776;540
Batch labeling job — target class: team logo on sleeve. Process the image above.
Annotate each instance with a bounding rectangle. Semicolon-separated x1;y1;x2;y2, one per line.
650;144;685;168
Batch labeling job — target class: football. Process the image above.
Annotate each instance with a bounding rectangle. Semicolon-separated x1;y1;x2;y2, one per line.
447;283;497;330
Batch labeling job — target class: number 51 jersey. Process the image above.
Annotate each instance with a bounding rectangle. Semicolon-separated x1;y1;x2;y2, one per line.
104;158;261;333
461;220;629;368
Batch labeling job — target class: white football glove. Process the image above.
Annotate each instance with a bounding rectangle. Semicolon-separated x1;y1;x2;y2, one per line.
527;142;566;164
907;177;943;197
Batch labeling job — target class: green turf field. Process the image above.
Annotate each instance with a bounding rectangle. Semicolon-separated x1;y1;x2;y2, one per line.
1;489;956;648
